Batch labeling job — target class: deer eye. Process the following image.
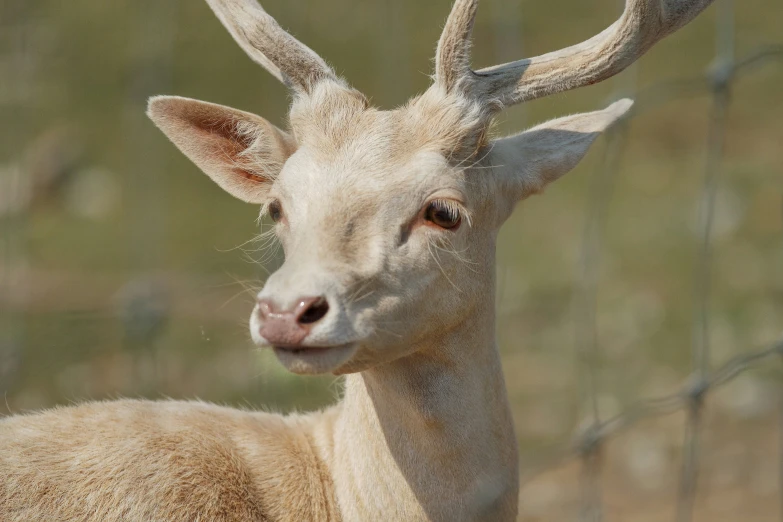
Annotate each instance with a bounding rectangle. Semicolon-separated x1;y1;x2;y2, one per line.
268;200;283;222
424;200;462;230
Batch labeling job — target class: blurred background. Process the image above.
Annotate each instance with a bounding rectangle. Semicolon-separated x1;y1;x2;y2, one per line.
1;0;781;520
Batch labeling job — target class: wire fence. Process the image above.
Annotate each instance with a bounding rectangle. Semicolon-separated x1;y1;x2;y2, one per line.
539;1;783;520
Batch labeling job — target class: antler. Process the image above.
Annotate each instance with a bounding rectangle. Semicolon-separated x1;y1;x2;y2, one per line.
436;0;481;94
205;0;337;95
437;0;716;108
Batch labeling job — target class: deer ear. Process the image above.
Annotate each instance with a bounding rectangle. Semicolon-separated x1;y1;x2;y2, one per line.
147;96;295;204
490;99;633;211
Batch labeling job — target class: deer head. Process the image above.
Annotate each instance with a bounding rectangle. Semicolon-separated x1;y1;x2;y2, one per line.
148;0;714;375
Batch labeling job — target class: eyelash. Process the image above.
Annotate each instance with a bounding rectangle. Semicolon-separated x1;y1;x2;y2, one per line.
423;199;463;230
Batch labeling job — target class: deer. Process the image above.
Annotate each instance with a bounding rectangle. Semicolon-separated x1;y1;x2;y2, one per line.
0;0;715;520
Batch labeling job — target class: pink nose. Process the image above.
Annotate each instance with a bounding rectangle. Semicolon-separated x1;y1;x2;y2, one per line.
257;296;330;346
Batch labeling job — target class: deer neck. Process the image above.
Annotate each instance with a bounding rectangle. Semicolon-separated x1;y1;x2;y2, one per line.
322;264;519;521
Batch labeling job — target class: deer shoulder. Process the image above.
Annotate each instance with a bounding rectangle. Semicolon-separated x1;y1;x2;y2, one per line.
0;400;340;521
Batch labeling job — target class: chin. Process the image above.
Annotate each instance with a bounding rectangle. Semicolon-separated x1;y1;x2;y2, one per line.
272;343;359;375
327;342;414;375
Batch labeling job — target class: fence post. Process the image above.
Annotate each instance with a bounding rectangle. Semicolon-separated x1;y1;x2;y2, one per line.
676;1;734;520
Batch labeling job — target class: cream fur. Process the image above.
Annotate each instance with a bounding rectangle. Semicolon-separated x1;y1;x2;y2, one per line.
0;0;710;519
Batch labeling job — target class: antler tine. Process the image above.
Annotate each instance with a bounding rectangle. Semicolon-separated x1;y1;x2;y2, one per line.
205;0;337;95
472;0;716;108
436;0;481;94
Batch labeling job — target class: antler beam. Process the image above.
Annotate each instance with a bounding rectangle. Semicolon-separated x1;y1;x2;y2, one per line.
437;0;716;108
205;0;336;94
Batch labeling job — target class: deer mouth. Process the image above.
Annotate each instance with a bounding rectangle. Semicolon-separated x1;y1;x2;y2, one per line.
271;343;358;374
273;345;337;355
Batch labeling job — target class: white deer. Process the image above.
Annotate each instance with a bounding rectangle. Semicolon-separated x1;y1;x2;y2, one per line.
1;0;714;520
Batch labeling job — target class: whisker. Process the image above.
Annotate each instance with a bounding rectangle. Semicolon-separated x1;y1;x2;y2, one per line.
427;241;462;293
350;289;376;304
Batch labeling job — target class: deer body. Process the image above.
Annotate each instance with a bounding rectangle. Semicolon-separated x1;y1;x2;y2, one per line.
0;0;714;520
1;401;338;521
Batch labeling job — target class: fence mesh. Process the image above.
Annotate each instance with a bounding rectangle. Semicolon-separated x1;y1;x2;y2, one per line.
532;1;783;520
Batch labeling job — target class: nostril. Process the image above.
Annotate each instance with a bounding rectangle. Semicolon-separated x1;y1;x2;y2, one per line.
297;297;330;325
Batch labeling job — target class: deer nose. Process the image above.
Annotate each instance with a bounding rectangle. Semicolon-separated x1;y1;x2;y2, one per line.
257;296;330;346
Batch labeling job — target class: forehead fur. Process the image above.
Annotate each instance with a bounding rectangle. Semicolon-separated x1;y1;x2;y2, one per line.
288;80;489;163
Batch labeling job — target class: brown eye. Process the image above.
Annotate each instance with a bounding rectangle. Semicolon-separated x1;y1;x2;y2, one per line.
268;200;283;222
424;200;462;230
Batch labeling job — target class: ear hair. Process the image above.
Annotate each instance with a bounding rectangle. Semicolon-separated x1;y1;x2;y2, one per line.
489;99;633;213
147;96;296;204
